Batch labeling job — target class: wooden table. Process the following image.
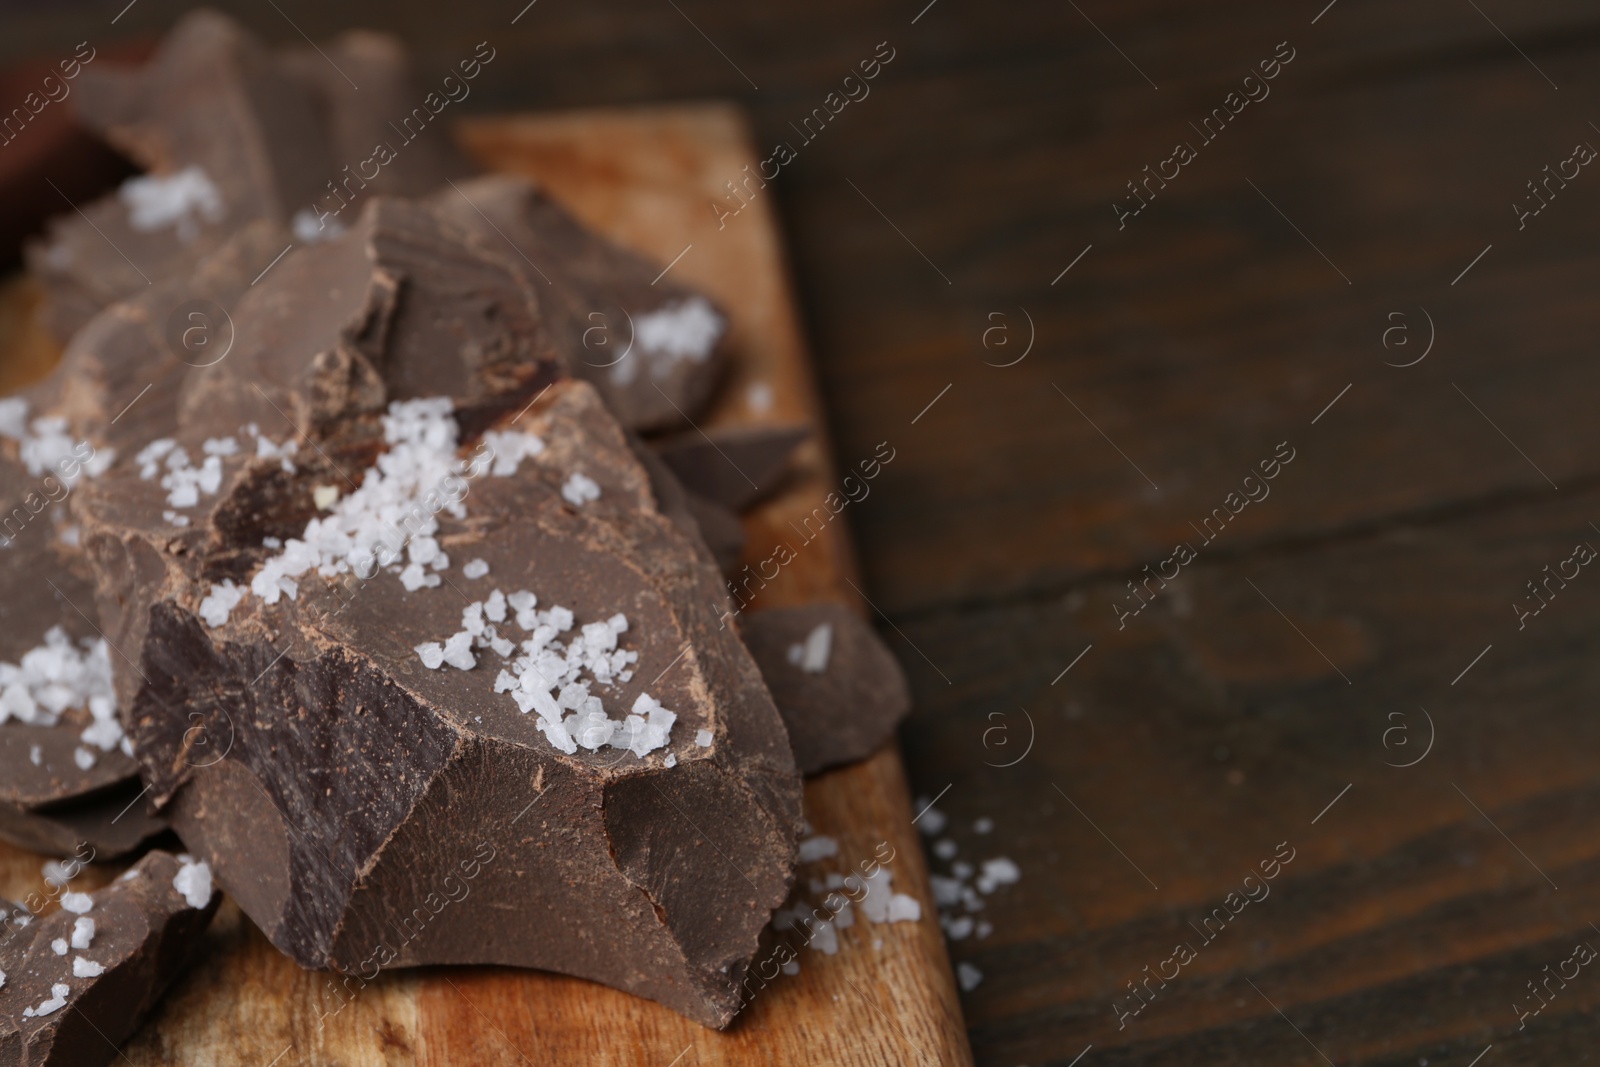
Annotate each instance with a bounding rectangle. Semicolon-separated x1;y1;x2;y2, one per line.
4;0;1600;1063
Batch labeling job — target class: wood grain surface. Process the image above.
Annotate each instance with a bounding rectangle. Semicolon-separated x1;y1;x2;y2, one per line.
0;105;972;1066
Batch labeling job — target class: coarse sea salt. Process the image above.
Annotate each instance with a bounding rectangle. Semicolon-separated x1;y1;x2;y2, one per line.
72;957;104;977
414;588;681;760
0;397;115;484
198;579;245;629
292;207;346;243
136;426;297;515
60;892;92;915
913;799;948;837
0;626;125;756
786;622;833;674
70;916;93;950
173;856;213;909
561;472;601;507
926;829;1019;957
462;558;490;579
120;165;224;241
24;982;70;1018
245;399;541;609
797;835;839;863
610;297;724;386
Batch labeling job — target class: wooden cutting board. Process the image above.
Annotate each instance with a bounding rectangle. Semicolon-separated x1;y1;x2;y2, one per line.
0;103;973;1066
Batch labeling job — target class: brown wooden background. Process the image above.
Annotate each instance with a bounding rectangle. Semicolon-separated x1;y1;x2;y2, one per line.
6;1;1600;1064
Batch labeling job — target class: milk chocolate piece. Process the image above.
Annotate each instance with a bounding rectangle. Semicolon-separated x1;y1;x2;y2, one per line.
75;198;801;1027
28;11;463;340
430;176;731;432
654;424;808;512
0;850;220;1067
740;603;911;774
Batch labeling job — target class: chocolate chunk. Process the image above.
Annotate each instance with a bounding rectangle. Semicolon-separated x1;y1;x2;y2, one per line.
430;176;731;432
654;424;808;512
27;11;321;340
740;603;912;774
27;11;462;341
683;490;747;575
0;423;160;858
278;30;468;201
73;198;800;1028
0;850;220;1067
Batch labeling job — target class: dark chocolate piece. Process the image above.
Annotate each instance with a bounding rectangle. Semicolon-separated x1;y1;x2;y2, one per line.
0;218;290;859
740;602;912;774
430;176;732;432
654;425;808;512
683;490;746;575
0;850;220;1067
27;11;463;341
278;30;468;201
0;433;160;858
74;198;801;1028
27;11;320;340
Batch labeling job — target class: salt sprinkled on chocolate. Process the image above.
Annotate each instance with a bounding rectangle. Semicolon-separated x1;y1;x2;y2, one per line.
59;893;92;916
198;580;245;629
612;296;725;387
137;425;297;515
243;398;542;608
561;471;601;506
172;856;213;910
0;399;115;483
119;166;225;241
0;626;124;754
24;982;70;1018
786;622;833;674
418;586;681;759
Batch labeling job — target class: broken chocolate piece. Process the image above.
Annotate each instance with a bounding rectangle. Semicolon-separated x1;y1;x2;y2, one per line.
73;198;800;1028
683;490;747;575
0;850;219;1067
27;11;463;341
0;414;161;858
654;424;808;512
430;176;732;432
740;603;911;774
278;30;468;203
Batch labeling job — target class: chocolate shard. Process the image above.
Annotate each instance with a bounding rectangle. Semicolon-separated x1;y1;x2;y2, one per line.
0;850;220;1067
0;219;289;859
682;490;747;575
73;197;801;1028
429;176;732;432
653;424;808;512
27;10;461;341
278;30;469;199
739;603;911;775
0;406;161;858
